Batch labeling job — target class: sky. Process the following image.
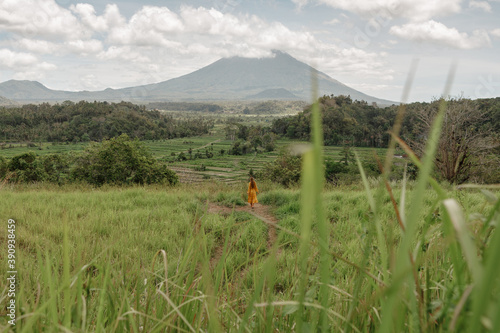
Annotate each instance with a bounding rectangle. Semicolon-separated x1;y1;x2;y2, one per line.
0;0;499;103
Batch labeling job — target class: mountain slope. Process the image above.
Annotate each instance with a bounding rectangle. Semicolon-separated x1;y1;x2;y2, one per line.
0;51;396;105
247;88;300;100
0;95;18;106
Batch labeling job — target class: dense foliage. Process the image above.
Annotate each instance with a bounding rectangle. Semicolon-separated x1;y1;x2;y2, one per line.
410;98;500;184
72;134;178;186
271;95;500;184
0;101;213;143
258;148;301;186
272;95;500;149
271;95;397;147
147;102;223;113
225;123;276;155
258;147;390;187
2;135;178;186
242;100;308;114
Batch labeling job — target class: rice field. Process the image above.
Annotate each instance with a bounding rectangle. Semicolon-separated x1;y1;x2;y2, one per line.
0;134;390;184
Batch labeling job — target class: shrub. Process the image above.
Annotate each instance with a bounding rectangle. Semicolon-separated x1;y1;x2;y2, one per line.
229;140;243;155
325;158;348;182
41;154;72;184
259;148;301;187
0;156;7;179
71;134;178;186
8;152;46;182
194;164;206;171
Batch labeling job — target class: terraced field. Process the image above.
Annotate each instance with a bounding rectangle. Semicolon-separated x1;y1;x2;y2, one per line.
145;134;389;184
0;134;390;184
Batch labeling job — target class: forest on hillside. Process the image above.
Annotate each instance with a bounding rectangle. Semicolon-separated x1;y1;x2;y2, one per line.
0;101;213;143
271;95;500;148
271;95;500;184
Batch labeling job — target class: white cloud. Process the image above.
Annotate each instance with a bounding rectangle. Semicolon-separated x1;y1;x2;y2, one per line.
107;6;185;46
14;38;102;56
88;3;392;86
491;28;500;38
0;49;39;68
469;0;492;12
37;62;57;71
291;44;393;84
103;5;318;57
97;46;152;63
294;0;462;21
292;0;309;9
0;0;89;40
65;39;103;55
324;18;340;25
0;2;392;90
0;48;56;80
390;20;491;49
12;66;56;81
70;3;124;32
132;6;184;33
14;39;58;54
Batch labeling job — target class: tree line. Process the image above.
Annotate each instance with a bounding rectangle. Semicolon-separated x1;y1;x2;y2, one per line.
0;101;213;143
147;102;223;113
271;95;500;184
271;95;500;147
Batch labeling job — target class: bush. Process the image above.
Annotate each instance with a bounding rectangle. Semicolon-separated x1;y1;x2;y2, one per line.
41;154;72;184
0;156;8;179
8;152;46;182
194;164;206;171
325;158;348;182
259;148;301;187
71;134;178;186
325;155;382;186
229;140;243;155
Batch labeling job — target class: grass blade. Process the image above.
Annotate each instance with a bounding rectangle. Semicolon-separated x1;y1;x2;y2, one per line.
442;198;482;283
379;63;456;333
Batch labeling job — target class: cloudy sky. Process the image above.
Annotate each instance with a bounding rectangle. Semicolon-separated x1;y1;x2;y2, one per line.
0;0;499;102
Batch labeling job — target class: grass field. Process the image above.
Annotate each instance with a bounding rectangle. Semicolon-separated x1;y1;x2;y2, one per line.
0;180;497;331
1;99;499;332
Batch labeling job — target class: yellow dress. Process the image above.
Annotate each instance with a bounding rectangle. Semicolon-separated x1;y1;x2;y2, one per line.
247;182;259;204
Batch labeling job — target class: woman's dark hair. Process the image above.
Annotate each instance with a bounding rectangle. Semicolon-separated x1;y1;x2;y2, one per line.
249;177;257;189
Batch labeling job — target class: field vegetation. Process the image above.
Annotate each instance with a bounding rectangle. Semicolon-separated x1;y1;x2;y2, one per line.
1;178;498;332
0;101;212;143
0;93;499;332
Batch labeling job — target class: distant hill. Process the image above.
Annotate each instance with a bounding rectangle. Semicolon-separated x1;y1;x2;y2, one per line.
0;51;397;106
247;88;300;100
0;95;18;107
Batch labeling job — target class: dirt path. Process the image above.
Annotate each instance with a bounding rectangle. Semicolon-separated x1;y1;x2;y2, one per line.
207;202;280;270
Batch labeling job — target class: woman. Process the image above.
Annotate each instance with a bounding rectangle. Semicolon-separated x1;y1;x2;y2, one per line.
247;177;259;208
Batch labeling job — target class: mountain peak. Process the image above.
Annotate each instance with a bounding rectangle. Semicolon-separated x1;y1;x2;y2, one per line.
0;53;397;105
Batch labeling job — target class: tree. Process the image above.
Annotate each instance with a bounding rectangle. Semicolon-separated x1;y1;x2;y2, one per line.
259;148;302;187
72;134;178;186
262;133;276;152
411;98;499;184
41;154;71;184
8;152;46;182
